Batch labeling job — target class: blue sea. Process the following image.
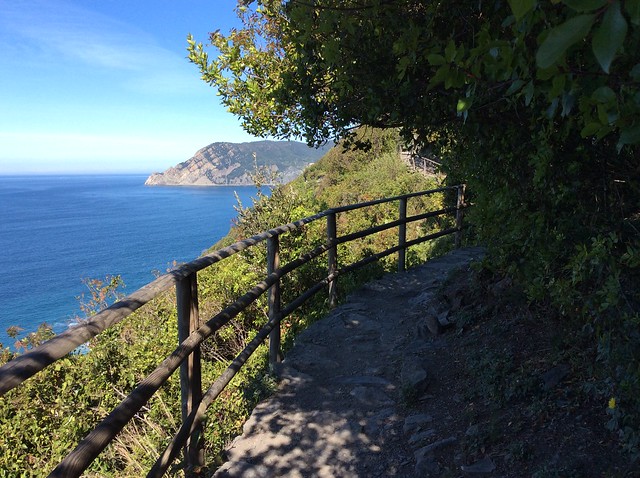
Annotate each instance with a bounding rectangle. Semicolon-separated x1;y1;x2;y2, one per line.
0;175;260;347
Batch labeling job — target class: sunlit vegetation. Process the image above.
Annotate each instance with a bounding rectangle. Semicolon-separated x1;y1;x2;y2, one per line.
0;129;449;476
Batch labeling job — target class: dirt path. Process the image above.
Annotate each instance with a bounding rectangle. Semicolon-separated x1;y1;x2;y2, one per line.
213;247;485;478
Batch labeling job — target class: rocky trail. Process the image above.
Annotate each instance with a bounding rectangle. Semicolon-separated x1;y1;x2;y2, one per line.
213;247;486;477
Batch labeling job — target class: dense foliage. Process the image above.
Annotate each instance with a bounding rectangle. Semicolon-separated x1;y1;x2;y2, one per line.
0;131;447;476
190;0;640;458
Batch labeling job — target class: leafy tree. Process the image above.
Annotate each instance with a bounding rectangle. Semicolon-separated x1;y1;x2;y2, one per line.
191;0;640;453
190;1;640;147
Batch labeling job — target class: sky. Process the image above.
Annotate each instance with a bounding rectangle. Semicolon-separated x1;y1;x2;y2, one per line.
0;0;262;174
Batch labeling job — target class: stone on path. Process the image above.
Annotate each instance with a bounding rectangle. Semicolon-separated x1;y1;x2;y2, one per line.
213;247;485;477
403;413;434;436
401;357;430;398
461;456;497;474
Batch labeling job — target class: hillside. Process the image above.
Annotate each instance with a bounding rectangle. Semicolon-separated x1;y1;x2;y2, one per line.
5;126;633;475
145;140;329;186
0;128;450;476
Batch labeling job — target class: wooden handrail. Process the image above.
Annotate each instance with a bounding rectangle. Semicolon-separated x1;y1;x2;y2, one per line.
0;184;468;478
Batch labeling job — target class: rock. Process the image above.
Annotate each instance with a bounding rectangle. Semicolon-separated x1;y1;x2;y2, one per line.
416;305;455;335
437;309;455;330
364;408;396;436
542;363;571;390
363;281;389;292
364;366;385;376
465;424;479;437
403;413;434;436
449;293;464;313
401;358;429;397
288;356;339;374
406;339;431;354
214;460;271;478
415;453;441;476
146;140;327;187
274;363;313;386
489;277;512;297
338;302;368;312
350;386;394;407
441;272;469;308
350;331;380;342
284;343;340;373
336;375;393;387
410;290;437;307
414;436;457;461
461;455;496;473
409;428;436;445
417;311;442;336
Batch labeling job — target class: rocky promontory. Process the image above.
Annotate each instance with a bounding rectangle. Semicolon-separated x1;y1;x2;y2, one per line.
145;140;328;186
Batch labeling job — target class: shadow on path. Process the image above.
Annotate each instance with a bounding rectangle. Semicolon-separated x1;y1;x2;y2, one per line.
214;247;485;478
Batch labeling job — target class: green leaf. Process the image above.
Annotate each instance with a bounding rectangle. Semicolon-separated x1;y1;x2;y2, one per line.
445;40;457;62
428;64;451;90
507;0;536;21
563;0;607;12
546;97;559;118
550;74;566;97
630;64;640;81
501;15;515;28
592;86;616;103
536;14;595;69
592;0;627;73
618;123;640;147
427;53;445;66
397;56;410;80
597;103;609;124
457;98;472;113
561;92;575;116
506;79;525;96
524;81;535;106
626;0;640;25
537;65;558;81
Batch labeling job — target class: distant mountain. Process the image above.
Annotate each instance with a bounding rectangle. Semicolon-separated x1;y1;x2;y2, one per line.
145;140;329;186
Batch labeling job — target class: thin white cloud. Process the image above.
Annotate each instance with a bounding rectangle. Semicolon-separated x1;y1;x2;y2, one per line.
0;0;196;92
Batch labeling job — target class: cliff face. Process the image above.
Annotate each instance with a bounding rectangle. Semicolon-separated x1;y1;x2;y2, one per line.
145;141;328;186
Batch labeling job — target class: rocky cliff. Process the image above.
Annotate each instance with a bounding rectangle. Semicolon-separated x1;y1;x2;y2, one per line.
145;141;328;186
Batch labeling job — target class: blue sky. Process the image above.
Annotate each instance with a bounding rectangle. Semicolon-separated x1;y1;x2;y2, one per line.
0;0;261;174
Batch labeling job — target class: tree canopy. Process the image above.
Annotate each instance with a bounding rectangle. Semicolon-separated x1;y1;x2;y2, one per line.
191;0;640;451
190;0;640;149
189;0;639;299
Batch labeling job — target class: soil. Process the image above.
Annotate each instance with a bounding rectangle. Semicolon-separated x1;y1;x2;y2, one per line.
212;247;637;477
411;262;635;477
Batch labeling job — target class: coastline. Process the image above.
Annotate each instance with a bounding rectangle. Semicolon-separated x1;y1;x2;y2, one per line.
0;176;259;347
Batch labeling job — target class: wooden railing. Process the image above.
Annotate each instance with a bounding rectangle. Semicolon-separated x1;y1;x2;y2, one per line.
0;185;467;477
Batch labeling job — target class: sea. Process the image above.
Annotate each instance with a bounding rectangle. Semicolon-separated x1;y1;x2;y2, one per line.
0;175;261;347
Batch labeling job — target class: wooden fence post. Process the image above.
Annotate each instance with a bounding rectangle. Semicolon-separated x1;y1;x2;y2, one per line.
267;235;282;368
455;184;466;248
327;211;338;308
398;197;407;272
176;273;204;476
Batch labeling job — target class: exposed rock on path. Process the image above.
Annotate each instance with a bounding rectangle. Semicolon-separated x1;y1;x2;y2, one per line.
213;247;485;477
